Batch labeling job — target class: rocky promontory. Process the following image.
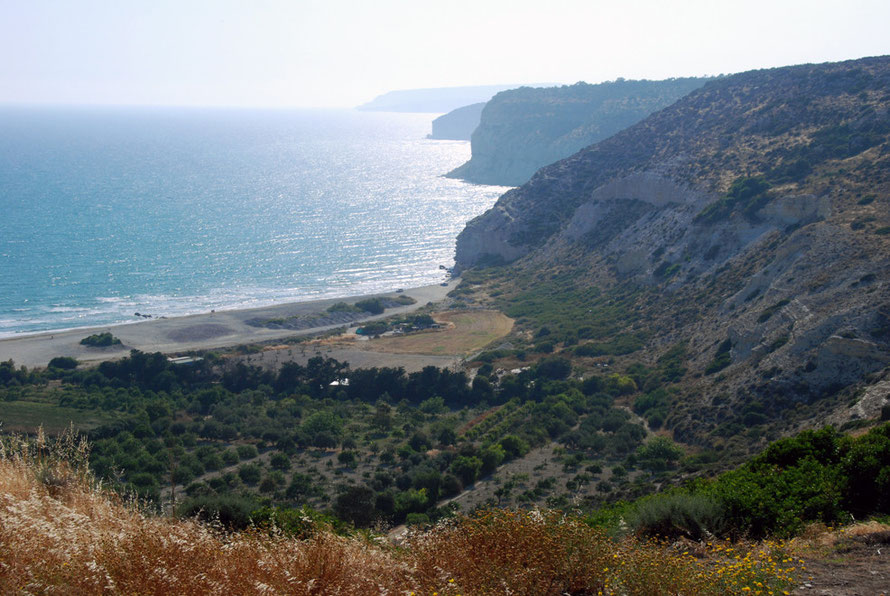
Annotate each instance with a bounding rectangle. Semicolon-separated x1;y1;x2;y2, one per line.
428;102;485;140
446;78;708;186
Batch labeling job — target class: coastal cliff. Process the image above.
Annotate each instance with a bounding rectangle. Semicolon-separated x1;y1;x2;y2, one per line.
454;56;890;444
446;78;708;186
428;102;485;140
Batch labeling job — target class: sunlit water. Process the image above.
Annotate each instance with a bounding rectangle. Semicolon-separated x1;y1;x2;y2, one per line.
0;107;510;337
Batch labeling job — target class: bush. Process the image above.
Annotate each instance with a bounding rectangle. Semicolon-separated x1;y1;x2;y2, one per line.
177;494;259;530
270;452;291;471
405;512;431;526
535;356;572;380
236;445;258;460
79;332;121;347
337;450;358;467
238;463;262;485
47;356;78;370
636;437;684;472
355;298;385;314
630;493;723;540
222;449;239;466
326;301;359;313
704;338;733;375
451;455;483;486
356;321;389;336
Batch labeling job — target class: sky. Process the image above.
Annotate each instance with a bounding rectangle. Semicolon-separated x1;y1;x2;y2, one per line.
1;0;889;109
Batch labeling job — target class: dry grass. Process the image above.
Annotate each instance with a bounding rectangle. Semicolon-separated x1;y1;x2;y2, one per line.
361;310;513;356
1;429;803;595
0;429;405;595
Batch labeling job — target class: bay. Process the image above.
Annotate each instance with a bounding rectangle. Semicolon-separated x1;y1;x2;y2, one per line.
0;107;509;337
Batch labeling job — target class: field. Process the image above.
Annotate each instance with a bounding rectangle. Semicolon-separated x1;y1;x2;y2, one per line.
360;310;514;356
0;399;119;434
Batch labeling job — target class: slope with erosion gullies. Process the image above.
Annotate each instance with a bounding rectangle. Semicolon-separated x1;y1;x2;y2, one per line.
454;55;890;448
446;77;709;186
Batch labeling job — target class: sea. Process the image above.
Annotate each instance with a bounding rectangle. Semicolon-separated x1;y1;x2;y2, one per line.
0;106;511;338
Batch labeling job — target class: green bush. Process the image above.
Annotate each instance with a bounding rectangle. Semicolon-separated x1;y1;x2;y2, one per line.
704;338;733;375
177;494;259;530
535;356;572;380
237;444;258;460
355;298;385;314
635;437;684;472
79;332;121;347
47;356;78;370
326;302;359;313
238;463;262;485
405;512;431;526
630;493;723;540
357;321;389;336
250;505;350;538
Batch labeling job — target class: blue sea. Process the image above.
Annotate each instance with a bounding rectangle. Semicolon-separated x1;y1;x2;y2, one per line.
0;107;510;337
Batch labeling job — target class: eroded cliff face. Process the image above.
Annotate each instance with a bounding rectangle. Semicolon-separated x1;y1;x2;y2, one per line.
447;78;708;186
428;103;485;141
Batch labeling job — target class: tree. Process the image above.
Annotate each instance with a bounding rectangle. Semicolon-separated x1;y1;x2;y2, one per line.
500;435;529;459
451;455;483;486
636;436;684;472
535;356;572;380
270;452;291;471
334;486;377;527
373;401;393;430
480;444;506;474
337;450;358;467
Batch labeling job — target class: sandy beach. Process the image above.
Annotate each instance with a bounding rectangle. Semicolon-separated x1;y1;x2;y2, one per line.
0;281;456;369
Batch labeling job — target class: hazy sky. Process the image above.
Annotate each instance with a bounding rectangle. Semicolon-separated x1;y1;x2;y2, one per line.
2;0;888;108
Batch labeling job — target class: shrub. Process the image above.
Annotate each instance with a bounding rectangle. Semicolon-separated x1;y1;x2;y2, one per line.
79;332;121;347
236;445;258;460
354;298;384;314
177;494;259;530
451;455;483;486
337;450;358;467
535;356;572;379
47;356;78;370
499;435;529;459
405;513;431;527
630;493;723;540
326;302;359;313
237;463;262;485
705;338;733;375
636;437;684;472
270;452;291;471
356;321;389;336
695;176;771;224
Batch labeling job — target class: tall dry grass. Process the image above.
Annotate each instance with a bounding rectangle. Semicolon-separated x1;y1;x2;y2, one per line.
0;428;802;595
0;428;405;594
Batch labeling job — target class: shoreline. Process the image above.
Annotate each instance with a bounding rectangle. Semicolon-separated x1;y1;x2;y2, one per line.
0;281;457;369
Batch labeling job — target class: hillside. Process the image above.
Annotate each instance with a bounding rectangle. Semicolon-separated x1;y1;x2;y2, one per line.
446;77;708;186
2;427;854;595
428;102;485;140
454;56;890;449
